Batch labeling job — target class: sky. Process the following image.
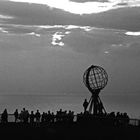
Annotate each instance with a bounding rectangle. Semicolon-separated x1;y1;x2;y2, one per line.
0;0;140;117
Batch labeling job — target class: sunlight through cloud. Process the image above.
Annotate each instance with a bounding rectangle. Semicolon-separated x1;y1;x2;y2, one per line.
8;0;140;14
0;15;14;19
125;31;140;36
52;32;65;47
27;32;41;37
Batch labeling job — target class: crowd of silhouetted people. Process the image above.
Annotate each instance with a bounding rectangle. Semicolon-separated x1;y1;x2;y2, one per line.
0;107;130;127
77;111;130;126
0;108;75;124
0;98;131;127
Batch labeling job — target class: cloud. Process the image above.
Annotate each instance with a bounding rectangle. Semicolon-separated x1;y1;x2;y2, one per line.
125;31;140;36
0;14;14;19
7;0;140;14
109;42;140;58
52;32;65;46
1;21;140;59
0;1;140;32
0;23;93;35
58;27;140;59
63;29;124;54
70;0;109;3
7;0;117;14
0;0;140;56
116;2;128;6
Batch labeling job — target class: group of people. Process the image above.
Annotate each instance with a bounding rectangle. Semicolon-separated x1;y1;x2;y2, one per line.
0;98;130;126
0;108;75;124
0;108;130;127
1;108;42;123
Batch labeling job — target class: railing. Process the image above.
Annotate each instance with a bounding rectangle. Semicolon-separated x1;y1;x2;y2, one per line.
129;118;140;126
0;114;140;126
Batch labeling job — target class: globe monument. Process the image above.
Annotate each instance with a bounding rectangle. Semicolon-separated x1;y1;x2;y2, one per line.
83;65;108;115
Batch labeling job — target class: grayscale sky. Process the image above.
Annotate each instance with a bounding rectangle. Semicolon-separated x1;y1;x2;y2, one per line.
0;0;140;117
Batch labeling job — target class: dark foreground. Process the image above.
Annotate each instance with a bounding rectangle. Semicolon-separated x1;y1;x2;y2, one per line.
0;122;140;140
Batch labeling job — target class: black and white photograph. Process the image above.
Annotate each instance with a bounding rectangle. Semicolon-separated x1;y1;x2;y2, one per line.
0;0;140;139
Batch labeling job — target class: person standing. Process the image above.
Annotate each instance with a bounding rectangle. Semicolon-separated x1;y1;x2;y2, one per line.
35;110;41;123
1;109;8;123
14;109;19;122
30;111;35;124
83;99;89;113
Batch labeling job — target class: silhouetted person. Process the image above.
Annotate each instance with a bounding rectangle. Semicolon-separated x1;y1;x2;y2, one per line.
22;108;29;123
47;110;52;123
1;109;8;123
35;110;41;123
14;109;19;122
122;112;129;126
41;112;46;123
51;112;55;123
83;99;89;113
67;110;74;123
30;111;35;124
19;111;23;122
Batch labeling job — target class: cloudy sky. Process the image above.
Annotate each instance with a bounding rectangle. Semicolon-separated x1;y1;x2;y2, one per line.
0;0;140;117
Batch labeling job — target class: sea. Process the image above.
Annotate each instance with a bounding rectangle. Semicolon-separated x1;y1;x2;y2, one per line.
0;94;140;120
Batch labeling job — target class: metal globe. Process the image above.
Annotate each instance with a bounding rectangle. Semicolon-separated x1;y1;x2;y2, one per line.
83;65;108;93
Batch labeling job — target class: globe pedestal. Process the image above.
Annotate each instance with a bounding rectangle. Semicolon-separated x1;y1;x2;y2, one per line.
88;91;106;115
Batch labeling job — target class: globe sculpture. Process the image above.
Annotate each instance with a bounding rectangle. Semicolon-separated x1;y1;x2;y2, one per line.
83;65;108;115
